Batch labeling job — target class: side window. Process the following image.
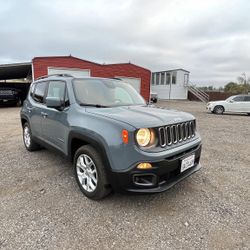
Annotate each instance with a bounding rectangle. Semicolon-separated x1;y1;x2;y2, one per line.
233;96;244;102
47;81;69;106
33;81;47;103
47;81;65;100
244;96;250;102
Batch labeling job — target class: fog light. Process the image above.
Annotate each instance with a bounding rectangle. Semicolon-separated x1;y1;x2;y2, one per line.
137;162;152;169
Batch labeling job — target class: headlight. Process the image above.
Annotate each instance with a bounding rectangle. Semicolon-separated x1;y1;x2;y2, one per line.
136;128;153;147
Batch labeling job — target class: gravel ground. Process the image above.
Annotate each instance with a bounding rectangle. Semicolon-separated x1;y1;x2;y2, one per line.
0;101;249;250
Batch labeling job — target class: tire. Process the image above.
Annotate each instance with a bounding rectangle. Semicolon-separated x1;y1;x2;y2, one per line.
74;145;111;200
23;122;40;151
16;98;22;107
213;105;224;115
247;113;250;116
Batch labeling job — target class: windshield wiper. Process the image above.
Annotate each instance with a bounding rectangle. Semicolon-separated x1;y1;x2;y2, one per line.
79;103;109;108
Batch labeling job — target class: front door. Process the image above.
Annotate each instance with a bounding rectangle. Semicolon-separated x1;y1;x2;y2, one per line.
227;96;245;112
42;80;69;154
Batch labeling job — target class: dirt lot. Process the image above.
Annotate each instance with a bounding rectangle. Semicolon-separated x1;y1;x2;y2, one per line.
0;101;249;250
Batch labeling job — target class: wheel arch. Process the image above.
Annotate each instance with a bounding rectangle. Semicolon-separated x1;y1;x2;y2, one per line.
68;131;112;171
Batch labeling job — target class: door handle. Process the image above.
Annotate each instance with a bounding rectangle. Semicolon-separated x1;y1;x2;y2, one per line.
41;112;48;118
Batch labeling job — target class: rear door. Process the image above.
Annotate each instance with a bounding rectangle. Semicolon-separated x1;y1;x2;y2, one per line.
28;81;48;139
42;80;69;153
243;96;250;112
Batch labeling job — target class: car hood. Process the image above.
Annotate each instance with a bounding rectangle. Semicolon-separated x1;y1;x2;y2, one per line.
86;105;194;128
208;100;226;105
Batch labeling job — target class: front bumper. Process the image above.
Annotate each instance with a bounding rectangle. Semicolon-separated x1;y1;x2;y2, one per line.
110;143;202;193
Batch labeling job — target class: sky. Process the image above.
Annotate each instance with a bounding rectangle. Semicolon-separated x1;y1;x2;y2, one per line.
0;0;249;87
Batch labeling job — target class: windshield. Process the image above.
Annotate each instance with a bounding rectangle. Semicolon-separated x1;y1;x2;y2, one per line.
73;78;146;107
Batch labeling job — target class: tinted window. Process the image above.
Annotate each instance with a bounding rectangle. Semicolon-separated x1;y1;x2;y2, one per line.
33;82;47;103
233;96;244;102
244;96;250;101
47;81;69;107
47;81;65;100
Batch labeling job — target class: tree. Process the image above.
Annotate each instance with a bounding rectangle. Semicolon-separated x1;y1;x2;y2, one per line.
224;81;250;94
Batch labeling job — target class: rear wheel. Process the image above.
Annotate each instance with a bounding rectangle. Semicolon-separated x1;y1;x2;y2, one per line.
213;105;224;115
23;122;40;151
74;145;111;200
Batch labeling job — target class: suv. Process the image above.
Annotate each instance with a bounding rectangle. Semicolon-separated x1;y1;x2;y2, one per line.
0;87;22;106
206;95;250;115
20;75;202;200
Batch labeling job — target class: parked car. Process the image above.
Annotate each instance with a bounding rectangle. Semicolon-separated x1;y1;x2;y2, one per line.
20;75;202;200
0;87;22;106
150;91;158;103
206;95;250;115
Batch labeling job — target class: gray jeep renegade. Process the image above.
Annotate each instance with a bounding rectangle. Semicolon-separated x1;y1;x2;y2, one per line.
20;74;202;200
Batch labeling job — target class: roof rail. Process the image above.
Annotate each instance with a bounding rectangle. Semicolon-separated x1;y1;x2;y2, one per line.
110;77;122;80
36;74;73;80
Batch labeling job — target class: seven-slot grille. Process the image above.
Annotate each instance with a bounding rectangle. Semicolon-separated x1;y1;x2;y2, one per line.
158;120;196;147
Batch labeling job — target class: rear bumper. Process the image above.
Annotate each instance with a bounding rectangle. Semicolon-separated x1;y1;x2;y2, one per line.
109;143;202;193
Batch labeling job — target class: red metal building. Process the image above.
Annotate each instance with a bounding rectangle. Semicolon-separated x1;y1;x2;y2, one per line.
32;56;151;101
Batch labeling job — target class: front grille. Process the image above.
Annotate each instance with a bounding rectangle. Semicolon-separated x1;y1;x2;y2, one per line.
158;120;196;147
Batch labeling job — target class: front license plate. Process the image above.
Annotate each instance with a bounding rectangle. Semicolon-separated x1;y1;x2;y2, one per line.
181;154;195;173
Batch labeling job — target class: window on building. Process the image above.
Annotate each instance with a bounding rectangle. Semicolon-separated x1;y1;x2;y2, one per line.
155;73;160;85
160;72;165;85
151;73;155;85
166;73;171;85
172;72;177;84
33;81;47;103
184;74;189;85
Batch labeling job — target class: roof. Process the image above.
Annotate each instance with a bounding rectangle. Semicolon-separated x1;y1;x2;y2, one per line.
0;55;151;80
33;55;101;66
34;56;151;72
153;68;190;73
0;62;32;80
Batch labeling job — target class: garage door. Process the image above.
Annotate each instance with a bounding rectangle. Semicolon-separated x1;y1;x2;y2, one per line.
48;67;90;78
116;77;141;93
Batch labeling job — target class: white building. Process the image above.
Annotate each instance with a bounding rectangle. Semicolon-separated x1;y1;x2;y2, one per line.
151;69;190;99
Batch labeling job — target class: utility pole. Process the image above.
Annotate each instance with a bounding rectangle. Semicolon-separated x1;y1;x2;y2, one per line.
242;73;247;94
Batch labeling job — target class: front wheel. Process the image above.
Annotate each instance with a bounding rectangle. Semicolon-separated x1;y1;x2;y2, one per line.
74;145;111;200
213;105;224;115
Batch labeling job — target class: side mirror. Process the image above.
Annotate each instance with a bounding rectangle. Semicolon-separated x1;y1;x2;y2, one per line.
46;97;63;110
229;100;234;103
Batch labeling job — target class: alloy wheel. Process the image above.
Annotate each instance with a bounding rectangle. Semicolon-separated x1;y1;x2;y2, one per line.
76;154;98;192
